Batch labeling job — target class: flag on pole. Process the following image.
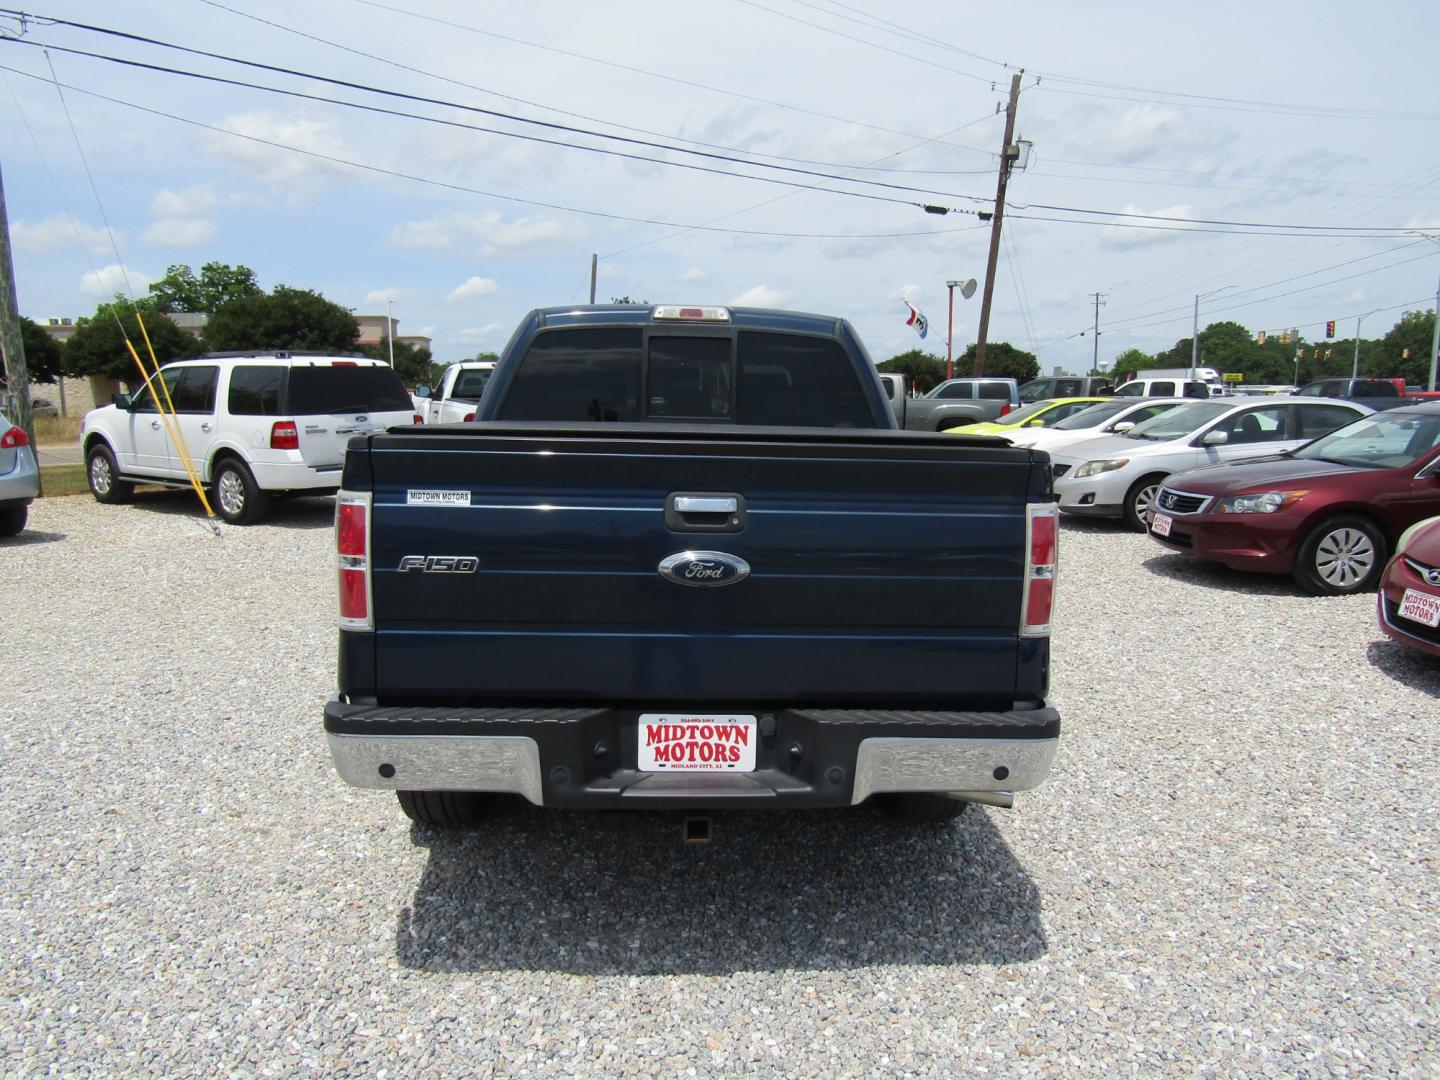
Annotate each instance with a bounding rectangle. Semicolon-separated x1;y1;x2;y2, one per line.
903;300;929;340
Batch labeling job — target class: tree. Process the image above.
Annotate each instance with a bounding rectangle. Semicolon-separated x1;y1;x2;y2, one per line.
63;298;203;383
360;338;434;385
610;296;649;305
1379;309;1437;386
148;262;262;313
1109;347;1153;381
19;317;64;384
877;349;945;394
474;351;499;363
202;286;360;353
957;342;1038;383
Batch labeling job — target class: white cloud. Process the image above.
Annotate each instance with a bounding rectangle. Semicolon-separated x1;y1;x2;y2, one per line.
80;263;153;299
141;218;215;247
390;211;571;256
199;111;353;196
365;287;402;304
13;215;113;256
731;284;788;307
453;322;506;344
677;267;708;283
149;185;221;218
448;276;500;302
1101;204;1197;250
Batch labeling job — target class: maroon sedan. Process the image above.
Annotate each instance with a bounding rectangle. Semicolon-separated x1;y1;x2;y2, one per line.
1378;516;1440;658
1145;402;1440;595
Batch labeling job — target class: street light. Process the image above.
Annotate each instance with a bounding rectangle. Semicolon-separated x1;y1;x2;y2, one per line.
1351;308;1381;379
1191;285;1235;380
1413;232;1440;393
945;278;978;380
386;297;396;368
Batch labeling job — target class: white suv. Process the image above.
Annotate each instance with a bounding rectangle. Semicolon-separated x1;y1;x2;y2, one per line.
81;353;419;524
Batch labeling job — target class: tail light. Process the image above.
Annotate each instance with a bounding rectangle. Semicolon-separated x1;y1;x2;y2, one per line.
270;421;300;450
1021;503;1058;637
463;412;476;422
336;491;372;630
999;403;1013;417
1;425;28;449
412;413;424;425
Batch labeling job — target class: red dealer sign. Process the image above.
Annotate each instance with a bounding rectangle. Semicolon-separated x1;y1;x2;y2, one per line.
637;714;758;772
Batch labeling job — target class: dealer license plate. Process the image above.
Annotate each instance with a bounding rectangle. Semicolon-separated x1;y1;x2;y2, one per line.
638;714;757;772
1398;588;1440;628
1151;512;1173;537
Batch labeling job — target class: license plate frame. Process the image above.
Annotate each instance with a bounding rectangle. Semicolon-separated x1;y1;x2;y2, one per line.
637;714;758;772
1152;512;1173;537
1398;588;1440;628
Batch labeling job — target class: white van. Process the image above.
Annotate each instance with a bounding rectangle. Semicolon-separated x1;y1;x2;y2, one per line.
81;353;420;524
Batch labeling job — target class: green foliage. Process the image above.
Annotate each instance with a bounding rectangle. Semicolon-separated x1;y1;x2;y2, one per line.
1379;309;1436;386
1109;347;1153;380
610;296;649;305
63;298;202;382
958;342;1039;383
19;316;64;383
148;262;262;313
202;286;360;353
360;338;434;385
474;351;499;363
877;349;945;394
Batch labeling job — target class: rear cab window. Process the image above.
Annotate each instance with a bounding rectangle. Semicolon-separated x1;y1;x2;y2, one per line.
498;326;875;428
978;381;1013;400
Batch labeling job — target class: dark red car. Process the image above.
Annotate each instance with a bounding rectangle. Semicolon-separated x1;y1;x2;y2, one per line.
1145;402;1440;595
1378;515;1440;658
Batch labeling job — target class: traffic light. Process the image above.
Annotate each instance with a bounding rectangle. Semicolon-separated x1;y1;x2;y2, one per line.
1297;347;1307;359
1257;330;1267;344
1325;320;1336;338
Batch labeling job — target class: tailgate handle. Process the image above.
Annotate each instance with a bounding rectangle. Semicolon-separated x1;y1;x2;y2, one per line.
667;492;746;533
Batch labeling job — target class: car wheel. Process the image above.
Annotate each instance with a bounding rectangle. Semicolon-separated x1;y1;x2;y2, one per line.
1292;516;1387;596
870;793;970;823
0;503;26;537
397;790;491;829
1123;473;1167;532
86;444;134;504
212;458;270;525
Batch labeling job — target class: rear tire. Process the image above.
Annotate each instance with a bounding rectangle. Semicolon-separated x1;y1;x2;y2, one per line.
0;503;26;537
871;793;970;823
1291;515;1387;595
212;457;270;525
1123;473;1167;532
397;790;491;829
87;444;134;504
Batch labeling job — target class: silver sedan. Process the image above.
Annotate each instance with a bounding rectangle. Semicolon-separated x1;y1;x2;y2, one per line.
0;411;40;537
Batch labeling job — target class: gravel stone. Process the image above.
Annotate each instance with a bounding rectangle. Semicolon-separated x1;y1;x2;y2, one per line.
2;494;1437;1077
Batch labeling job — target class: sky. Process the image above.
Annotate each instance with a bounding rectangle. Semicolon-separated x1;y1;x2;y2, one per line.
3;0;1439;375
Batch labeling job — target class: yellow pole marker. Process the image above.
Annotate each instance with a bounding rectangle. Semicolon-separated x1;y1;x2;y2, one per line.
133;313;216;517
122;335;216;519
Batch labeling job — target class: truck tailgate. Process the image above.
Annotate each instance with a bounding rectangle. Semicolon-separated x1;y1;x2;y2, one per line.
356;424;1047;709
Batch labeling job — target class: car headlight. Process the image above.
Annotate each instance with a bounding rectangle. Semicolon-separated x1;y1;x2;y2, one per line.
1216;489;1308;514
1074;458;1129;478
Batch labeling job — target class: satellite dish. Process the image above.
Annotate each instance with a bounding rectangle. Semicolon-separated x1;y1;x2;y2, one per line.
961;279;978;300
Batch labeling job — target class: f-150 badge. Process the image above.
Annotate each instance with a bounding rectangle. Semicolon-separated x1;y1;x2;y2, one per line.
399;555;479;573
658;551;750;587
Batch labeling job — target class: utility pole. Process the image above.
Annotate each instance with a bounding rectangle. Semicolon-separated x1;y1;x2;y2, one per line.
386;297;395;367
1429;265;1439;392
1090;292;1106;373
0;161;34;445
973;72;1022;377
588;253;597;304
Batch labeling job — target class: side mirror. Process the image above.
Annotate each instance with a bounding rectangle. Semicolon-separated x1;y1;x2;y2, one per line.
1201;429;1229;446
1028;418;1044;427
414;385;432;399
1111;421;1134;433
112;393;133;410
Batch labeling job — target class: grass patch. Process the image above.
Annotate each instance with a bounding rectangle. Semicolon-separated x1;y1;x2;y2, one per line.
39;463;90;497
34;414;84;445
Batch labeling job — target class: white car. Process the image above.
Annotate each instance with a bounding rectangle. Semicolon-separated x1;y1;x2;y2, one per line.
81;353;420;524
1008;398;1189;455
1050;396;1372;531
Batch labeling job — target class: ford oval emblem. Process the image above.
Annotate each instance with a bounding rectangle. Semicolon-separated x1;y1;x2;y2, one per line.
658;550;751;588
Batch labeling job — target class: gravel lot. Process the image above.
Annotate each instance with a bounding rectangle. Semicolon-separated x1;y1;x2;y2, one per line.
3;493;1438;1077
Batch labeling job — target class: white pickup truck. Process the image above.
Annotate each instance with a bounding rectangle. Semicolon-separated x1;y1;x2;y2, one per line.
413;361;496;424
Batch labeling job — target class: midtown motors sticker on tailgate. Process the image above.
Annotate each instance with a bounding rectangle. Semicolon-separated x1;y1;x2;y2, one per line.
638;715;757;771
406;489;471;506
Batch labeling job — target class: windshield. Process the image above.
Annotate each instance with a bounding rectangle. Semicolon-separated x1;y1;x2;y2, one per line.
1122;402;1230;440
1051;401;1130;430
286;365;412;414
1293;411;1440;469
997;400;1061;425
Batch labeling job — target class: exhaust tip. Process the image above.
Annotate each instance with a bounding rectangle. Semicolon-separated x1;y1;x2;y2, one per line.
947;790;1015;809
682;816;713;844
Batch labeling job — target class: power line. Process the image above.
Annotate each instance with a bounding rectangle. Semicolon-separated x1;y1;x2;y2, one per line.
0;61;994;244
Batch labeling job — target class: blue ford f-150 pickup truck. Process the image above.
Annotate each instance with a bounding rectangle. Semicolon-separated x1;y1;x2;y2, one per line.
325;304;1060;830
